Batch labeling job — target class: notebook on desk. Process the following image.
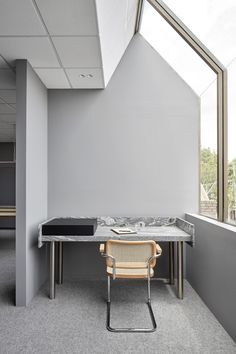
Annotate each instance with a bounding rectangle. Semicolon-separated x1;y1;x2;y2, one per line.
111;228;137;235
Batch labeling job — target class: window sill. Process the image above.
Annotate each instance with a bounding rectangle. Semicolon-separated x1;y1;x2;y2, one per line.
186;213;236;233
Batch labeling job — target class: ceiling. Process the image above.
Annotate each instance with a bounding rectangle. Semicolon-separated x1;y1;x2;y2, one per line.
0;0;138;89
0;0;139;142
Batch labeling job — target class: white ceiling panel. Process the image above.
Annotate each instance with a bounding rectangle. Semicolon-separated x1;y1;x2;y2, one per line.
0;0;46;35
0;90;16;103
0;0;137;89
35;0;98;35
52;36;101;67
35;68;70;88
66;68;104;88
0;37;60;68
0;104;15;114
0;70;15;89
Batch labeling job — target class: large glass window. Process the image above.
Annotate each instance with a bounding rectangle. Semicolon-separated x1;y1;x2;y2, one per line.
140;0;236;223
140;1;215;95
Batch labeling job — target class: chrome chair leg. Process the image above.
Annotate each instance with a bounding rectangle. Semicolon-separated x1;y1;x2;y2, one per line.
106;276;157;333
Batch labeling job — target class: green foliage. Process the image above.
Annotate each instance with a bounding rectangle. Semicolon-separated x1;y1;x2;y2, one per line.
200;148;217;201
201;148;236;212
228;158;236;210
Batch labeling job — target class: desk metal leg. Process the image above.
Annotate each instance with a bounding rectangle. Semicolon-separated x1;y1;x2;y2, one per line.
50;241;56;299
169;242;174;285
57;241;63;285
177;241;184;299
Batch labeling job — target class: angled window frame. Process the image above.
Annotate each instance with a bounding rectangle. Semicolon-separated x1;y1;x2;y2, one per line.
136;0;228;222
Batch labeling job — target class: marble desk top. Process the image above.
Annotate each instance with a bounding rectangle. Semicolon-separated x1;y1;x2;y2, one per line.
38;216;195;248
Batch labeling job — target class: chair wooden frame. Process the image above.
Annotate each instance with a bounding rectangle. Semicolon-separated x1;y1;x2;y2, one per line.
100;240;162;332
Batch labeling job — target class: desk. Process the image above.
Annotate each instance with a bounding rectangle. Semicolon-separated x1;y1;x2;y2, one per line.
38;216;194;300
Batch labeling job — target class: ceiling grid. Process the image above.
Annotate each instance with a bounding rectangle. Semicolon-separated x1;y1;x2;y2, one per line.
0;0;138;141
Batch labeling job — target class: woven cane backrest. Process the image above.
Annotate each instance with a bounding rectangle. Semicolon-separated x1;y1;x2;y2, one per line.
106;240;157;268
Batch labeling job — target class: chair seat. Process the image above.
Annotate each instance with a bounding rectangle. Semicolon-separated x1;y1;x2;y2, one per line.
107;266;154;279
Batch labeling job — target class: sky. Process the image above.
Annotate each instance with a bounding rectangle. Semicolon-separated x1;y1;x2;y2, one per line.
140;0;236;161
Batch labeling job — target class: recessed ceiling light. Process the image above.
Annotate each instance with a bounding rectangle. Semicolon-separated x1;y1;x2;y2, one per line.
79;73;93;78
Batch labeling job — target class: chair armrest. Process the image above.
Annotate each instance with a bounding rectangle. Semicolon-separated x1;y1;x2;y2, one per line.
156;243;162;255
99;243;105;254
99;244;116;279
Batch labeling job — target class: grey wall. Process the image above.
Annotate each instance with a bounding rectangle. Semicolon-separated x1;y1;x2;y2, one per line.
186;214;236;342
16;60;48;306
48;34;199;279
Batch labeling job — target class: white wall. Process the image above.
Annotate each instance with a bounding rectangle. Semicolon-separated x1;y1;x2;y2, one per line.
48;34;199;279
16;60;48;306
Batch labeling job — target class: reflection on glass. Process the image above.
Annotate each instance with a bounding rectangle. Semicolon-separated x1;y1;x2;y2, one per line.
200;81;218;218
140;1;215;95
163;0;236;67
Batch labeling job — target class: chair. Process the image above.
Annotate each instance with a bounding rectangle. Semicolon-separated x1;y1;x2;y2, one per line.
99;240;162;332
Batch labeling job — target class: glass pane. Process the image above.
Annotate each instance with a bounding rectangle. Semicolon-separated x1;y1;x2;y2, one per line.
227;59;236;224
140;0;215;95
200;81;218;218
163;0;236;66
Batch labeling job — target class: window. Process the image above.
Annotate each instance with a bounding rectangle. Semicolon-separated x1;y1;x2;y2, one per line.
200;81;218;218
140;0;236;224
140;1;215;95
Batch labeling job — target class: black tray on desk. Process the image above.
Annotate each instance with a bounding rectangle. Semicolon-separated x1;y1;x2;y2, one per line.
42;218;97;236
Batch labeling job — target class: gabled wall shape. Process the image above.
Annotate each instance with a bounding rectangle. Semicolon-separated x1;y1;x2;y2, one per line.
48;34;199;279
16;60;48;306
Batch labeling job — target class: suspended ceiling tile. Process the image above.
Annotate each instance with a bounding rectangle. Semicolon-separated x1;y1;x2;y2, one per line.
0;37;60;68
35;0;98;35
0;104;15;114
0;0;46;35
65;68;104;88
52;36;101;67
0;70;15;89
0;90;16;103
34;68;70;88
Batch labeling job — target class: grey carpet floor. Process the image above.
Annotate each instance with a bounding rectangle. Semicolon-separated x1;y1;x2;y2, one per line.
0;232;236;354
